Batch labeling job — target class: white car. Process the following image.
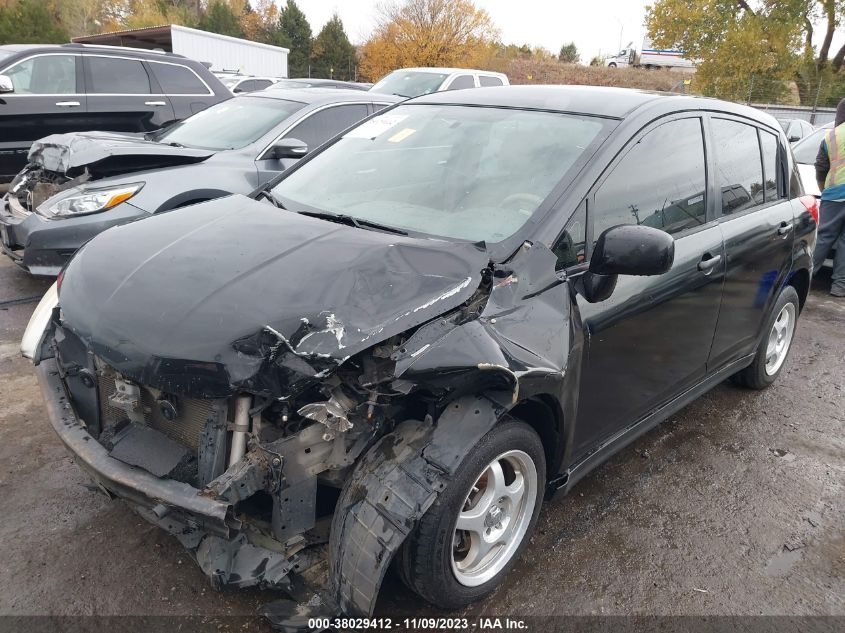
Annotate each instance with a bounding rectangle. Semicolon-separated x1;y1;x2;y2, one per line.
219;75;280;94
792;122;833;197
370;67;509;98
792;122;835;266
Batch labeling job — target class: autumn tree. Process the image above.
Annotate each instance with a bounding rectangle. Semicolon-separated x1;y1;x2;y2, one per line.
311;14;356;80
0;0;68;44
646;0;844;102
278;0;312;76
360;0;499;82
558;42;579;64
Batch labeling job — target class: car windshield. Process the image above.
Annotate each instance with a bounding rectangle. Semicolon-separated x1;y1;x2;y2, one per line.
157;96;305;150
792;125;830;164
370;71;450;97
271;104;608;243
220;77;242;88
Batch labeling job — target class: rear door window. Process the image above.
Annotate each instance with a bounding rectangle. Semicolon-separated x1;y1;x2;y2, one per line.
87;56;151;94
759;130;781;202
592;117;707;240
711;118;765;215
251;79;273;91
149;62;208;94
283;104;370;150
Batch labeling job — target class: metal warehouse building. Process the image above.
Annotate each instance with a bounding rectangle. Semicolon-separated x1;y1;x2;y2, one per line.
73;24;289;78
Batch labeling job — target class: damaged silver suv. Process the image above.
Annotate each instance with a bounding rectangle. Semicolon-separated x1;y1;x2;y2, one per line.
23;86;815;626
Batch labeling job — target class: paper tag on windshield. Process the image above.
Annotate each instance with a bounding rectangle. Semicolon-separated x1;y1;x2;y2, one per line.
345;114;408;139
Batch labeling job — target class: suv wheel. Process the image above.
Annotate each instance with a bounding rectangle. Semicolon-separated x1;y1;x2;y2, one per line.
397;419;546;608
734;285;799;389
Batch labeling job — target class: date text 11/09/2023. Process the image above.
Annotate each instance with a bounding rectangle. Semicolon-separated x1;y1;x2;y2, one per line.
308;618;529;630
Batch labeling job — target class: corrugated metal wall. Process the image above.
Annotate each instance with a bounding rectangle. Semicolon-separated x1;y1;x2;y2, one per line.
171;26;288;77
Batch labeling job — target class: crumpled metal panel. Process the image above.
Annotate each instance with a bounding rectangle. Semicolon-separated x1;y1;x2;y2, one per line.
27;131;213;176
57;195;488;398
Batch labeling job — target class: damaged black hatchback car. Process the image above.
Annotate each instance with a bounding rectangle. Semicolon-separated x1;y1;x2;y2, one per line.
24;86;816;625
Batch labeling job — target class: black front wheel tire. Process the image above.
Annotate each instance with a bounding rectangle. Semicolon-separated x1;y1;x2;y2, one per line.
396;418;546;609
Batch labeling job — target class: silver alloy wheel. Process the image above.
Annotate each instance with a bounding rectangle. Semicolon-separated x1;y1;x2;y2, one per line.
765;302;797;376
451;449;537;587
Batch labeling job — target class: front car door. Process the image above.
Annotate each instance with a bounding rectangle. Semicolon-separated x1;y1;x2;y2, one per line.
82;54;176;133
255;103;371;184
706;116;795;370
0;52;86;180
444;74;476;91
563;114;726;457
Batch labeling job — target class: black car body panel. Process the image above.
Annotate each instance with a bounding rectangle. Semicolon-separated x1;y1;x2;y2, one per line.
29;85;816;623
0;89;400;275
58;195;488;398
0;44;230;182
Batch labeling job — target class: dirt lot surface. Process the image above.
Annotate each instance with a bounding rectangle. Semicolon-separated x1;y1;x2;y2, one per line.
0;255;842;629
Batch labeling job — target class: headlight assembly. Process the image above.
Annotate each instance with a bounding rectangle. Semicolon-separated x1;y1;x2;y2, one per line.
39;183;144;218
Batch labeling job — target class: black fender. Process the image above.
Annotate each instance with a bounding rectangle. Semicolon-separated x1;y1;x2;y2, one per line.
260;394;505;629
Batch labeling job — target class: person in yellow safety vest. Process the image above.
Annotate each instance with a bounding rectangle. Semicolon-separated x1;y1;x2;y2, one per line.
813;98;845;297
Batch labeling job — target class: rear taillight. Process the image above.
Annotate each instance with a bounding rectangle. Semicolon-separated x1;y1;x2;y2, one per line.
799;195;820;224
56;269;64;294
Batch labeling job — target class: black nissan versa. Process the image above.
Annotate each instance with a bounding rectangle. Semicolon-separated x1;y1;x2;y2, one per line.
24;86;817;626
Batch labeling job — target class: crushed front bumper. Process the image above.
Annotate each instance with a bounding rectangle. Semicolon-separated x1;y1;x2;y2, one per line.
36;356;235;537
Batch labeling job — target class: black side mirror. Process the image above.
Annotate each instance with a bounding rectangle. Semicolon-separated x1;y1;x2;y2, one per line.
269;138;308;159
589;224;675;277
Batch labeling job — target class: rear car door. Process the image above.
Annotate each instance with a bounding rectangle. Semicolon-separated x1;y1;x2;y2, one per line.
255;103;370;183
0;53;86;181
148;60;217;119
82;54;176;133
566;114;726;456
706;116;795;370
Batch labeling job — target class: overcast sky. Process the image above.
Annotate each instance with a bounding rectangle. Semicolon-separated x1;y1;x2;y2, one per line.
295;0;844;62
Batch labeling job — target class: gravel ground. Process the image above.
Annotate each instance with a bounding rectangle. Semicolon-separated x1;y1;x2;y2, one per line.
0;256;842;629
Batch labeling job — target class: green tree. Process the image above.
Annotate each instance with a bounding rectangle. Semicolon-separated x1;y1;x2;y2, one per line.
311;13;355;80
0;0;68;44
558;42;580;63
198;0;244;38
645;0;845;102
277;0;312;76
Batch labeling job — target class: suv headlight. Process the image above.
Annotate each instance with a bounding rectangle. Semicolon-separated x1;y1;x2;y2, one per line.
39;183;144;218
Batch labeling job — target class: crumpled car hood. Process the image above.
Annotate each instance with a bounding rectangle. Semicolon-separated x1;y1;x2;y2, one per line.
28;131;215;178
59;195;488;397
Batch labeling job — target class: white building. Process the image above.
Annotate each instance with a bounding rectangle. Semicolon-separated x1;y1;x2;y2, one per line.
74;24;289;77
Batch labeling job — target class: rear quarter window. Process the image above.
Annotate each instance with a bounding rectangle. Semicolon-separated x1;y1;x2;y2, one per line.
150;62;209;95
479;75;504;87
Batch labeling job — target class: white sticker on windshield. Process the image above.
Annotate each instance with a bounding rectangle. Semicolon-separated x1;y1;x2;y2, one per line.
345;114;408;139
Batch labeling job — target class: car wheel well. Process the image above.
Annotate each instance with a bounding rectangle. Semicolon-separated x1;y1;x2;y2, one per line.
508;396;563;474
787;268;810;312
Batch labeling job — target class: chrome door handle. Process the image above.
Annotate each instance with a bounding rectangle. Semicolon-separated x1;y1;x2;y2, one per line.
697;253;722;274
55;101;80;107
144;101;167;106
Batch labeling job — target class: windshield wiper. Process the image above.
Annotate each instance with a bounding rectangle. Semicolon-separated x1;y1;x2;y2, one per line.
299;210;407;235
259;190;286;209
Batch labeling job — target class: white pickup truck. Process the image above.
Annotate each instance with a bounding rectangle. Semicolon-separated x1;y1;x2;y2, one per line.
606;38;695;71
